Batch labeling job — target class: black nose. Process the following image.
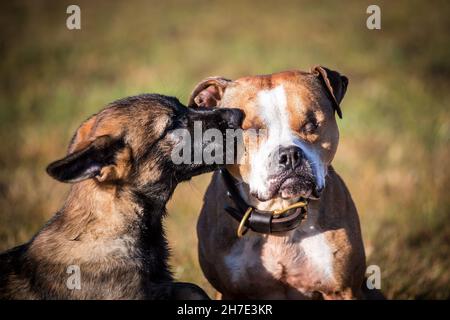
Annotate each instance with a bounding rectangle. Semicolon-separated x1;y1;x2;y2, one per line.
218;108;244;129
278;146;303;170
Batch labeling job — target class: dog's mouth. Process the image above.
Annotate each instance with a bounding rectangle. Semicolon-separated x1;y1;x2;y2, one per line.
278;175;317;200
252;171;319;202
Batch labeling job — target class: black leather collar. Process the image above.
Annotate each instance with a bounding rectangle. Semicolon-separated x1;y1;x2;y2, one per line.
220;169;308;236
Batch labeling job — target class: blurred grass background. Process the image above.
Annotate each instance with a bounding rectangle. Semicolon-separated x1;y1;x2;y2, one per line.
0;0;449;299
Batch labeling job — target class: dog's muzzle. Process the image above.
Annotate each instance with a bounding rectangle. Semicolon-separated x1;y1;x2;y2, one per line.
221;169;308;237
261;145;320;200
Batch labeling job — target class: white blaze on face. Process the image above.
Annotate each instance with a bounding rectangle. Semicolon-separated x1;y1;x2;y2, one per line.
247;85;326;200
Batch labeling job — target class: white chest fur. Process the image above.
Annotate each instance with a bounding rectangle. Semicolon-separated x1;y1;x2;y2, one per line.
223;225;335;296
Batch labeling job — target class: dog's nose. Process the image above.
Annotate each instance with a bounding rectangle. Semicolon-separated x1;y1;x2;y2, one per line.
218;108;244;129
278;146;303;170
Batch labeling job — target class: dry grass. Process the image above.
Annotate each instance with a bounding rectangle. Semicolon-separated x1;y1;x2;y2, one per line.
0;0;449;299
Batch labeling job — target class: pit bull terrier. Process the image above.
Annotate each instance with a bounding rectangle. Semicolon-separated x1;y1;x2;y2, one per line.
189;66;373;299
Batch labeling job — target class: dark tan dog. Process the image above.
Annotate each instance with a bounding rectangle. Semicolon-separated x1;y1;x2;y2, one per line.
0;94;243;299
189;67;376;299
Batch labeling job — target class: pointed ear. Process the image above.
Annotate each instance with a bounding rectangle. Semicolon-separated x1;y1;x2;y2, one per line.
311;66;348;119
188;76;231;107
46;135;128;183
67;115;98;154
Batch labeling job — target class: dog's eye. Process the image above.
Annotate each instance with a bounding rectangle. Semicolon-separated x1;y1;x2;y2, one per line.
302;122;318;134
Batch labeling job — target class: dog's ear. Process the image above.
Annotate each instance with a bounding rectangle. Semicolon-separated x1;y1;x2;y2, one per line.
311;66;348;118
67;115;98;154
188;76;231;107
47;135;131;184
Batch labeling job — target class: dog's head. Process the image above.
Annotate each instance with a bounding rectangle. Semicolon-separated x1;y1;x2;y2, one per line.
47;94;243;195
189;66;348;201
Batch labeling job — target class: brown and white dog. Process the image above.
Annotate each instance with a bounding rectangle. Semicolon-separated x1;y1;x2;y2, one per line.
189;66;373;299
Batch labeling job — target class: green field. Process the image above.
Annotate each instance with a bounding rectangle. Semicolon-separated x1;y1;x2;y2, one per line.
0;0;449;299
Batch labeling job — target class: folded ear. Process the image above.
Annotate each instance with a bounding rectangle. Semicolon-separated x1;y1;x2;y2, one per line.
311;66;348;118
188;76;231;108
46;135;130;183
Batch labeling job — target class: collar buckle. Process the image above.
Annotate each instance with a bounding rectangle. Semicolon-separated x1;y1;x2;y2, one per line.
237;207;253;238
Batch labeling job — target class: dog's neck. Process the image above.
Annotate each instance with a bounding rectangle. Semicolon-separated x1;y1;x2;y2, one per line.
29;179;174;282
62;179;174;226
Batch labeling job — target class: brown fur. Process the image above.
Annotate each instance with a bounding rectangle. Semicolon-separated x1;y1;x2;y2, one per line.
0;94;243;299
190;67;377;299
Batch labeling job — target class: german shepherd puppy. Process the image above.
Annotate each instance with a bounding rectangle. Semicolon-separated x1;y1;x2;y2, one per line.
0;94;243;299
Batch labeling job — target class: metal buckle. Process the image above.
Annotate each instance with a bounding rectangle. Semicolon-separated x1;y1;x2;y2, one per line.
237;207;253;238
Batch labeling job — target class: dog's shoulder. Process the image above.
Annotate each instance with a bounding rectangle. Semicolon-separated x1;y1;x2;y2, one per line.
0;244;32;299
0;244;28;270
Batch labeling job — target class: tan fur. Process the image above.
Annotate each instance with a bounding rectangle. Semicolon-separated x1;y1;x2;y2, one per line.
0;94;225;300
97;147;132;182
